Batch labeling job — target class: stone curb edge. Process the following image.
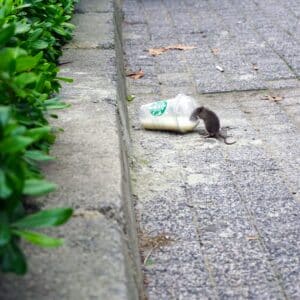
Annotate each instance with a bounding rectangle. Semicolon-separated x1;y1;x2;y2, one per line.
113;1;145;299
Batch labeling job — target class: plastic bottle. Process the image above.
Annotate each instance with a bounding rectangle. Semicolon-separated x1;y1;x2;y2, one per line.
139;94;199;133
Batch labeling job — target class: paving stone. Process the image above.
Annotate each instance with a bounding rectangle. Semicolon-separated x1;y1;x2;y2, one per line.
75;0;113;13
123;0;300;298
0;217;131;300
145;241;216;300
69;13;114;49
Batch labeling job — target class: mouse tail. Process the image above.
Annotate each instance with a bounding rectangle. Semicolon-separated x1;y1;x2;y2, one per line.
218;133;236;145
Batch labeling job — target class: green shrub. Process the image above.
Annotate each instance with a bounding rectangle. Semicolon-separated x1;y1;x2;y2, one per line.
0;0;77;274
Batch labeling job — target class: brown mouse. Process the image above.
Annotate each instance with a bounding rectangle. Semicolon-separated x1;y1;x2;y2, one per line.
190;106;236;145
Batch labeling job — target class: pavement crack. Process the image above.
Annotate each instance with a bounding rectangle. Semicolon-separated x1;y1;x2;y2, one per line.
73;206;124;226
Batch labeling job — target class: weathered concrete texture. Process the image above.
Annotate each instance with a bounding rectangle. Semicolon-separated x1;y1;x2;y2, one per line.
75;0;113;13
123;0;300;96
123;0;300;299
67;13;115;49
0;1;143;300
0;217;130;300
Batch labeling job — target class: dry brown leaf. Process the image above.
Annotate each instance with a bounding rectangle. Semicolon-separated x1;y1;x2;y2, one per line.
273;96;284;101
126;69;144;79
261;95;284;102
139;233;174;249
211;48;220;55
149;44;196;56
139;232;174;265
149;47;167;56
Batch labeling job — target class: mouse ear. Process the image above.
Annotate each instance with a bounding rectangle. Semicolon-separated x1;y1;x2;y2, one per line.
198;106;204;113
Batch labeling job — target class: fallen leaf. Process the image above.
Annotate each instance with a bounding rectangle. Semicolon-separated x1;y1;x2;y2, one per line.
261;95;284;102
139;233;174;265
273;96;284;101
126;69;144;80
126;94;135;101
145;258;155;266
149;47;167;56
148;44;196;56
211;48;220;55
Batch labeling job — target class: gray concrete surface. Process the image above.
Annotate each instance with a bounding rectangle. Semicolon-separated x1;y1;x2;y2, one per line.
0;1;143;299
123;0;300;299
1;0;299;299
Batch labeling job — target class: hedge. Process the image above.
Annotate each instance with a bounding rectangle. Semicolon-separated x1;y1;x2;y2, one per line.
0;0;77;275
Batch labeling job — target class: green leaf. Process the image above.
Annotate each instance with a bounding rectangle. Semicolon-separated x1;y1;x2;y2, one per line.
0;1;12;18
28;28;43;41
15;3;32;10
0;47;17;73
12;230;64;247
53;27;67;36
0;227;11;247
15;22;30;34
46;102;70;110
16;52;42;72
62;22;75;30
23;179;57;196
31;40;48;50
12;208;73;229
25;150;55;161
127;95;135;102
1;241;27;275
0;105;10;127
56;77;73;83
145;258;155;266
0;213;11;246
14;72;37;88
45;98;70;110
25;126;51;140
0;24;15;47
0;136;33;153
0;170;12;198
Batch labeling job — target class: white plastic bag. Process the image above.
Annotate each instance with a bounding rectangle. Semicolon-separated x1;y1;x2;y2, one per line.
139;94;199;133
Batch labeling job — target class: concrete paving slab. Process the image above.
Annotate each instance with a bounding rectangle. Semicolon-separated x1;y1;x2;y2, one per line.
75;0;113;13
0;1;143;299
0;216;131;300
68;13;114;49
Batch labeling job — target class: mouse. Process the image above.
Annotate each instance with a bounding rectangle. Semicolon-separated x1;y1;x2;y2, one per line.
190;106;236;145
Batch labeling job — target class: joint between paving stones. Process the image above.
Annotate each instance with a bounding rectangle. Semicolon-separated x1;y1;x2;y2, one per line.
222;148;290;300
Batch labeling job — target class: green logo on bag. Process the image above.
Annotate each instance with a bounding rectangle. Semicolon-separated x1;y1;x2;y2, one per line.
149;100;167;116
